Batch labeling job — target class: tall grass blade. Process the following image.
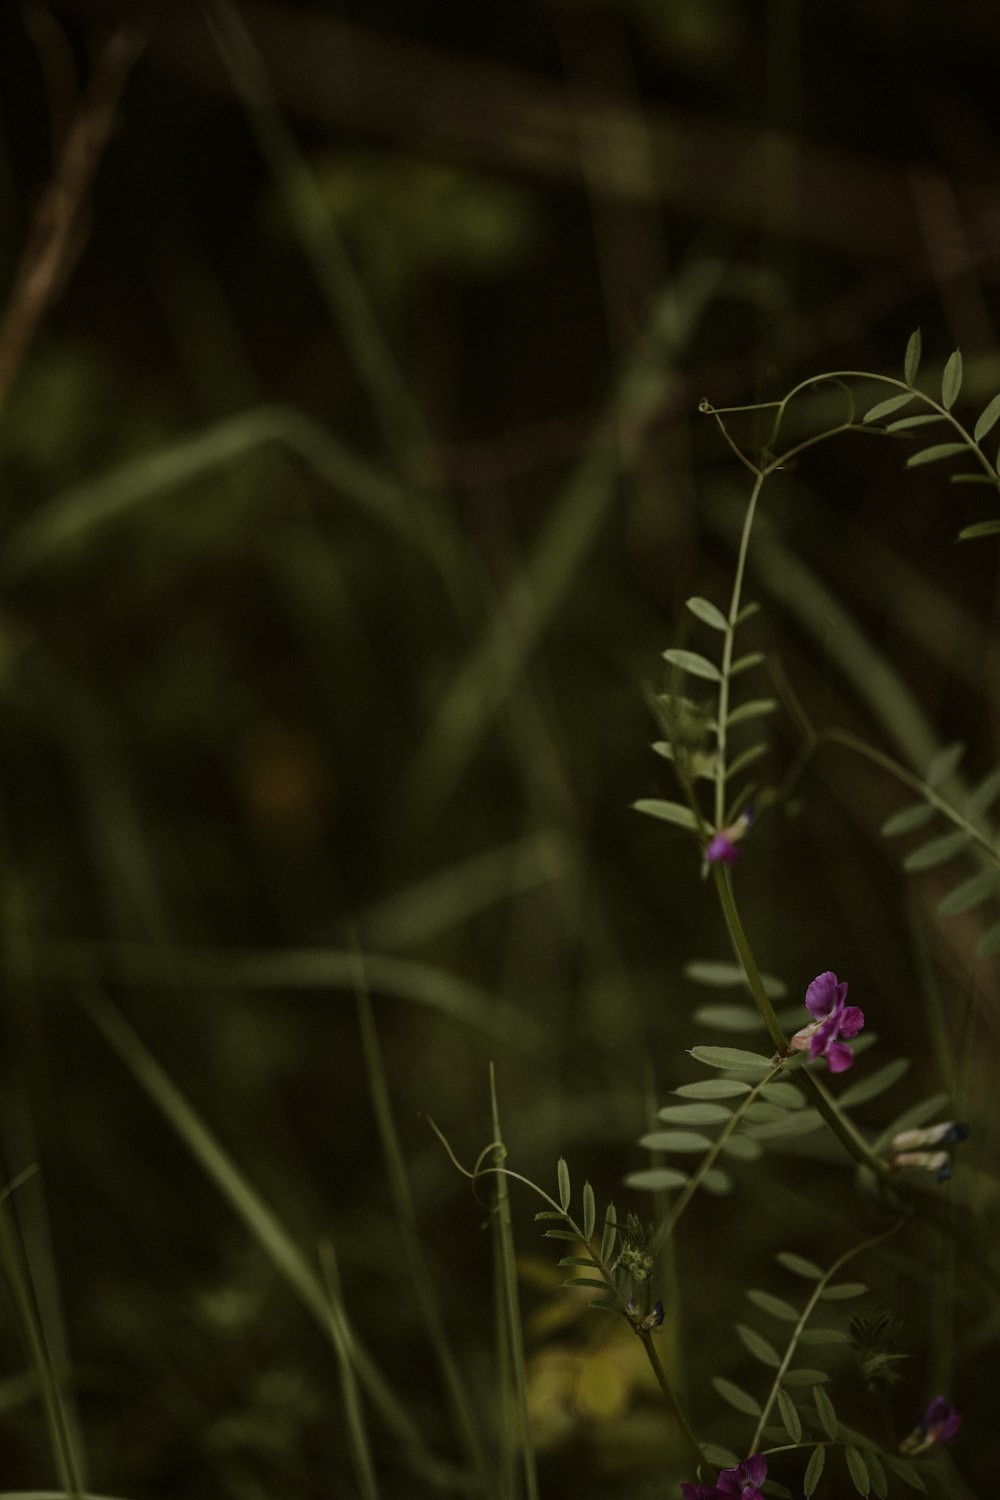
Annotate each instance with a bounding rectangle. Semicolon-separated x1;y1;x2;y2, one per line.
80;991;441;1474
353;950;493;1494
489;1065;539;1500
319;1240;381;1500
0;1203;85;1496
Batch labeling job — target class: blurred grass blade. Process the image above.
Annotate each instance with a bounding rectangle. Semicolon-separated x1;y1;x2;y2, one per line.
80;990;438;1471
319;1240;380;1500
0;1203;85;1496
205;0;435;484
57;944;544;1052
489;1065;539;1500
353;951;493;1494
4;407;452;579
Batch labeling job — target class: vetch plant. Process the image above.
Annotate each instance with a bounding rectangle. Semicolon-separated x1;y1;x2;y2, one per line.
439;334;992;1499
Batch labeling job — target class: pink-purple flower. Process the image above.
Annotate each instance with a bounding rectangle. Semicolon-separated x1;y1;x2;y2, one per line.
682;1455;766;1500
900;1395;961;1453
705;808;753;867
788;971;864;1073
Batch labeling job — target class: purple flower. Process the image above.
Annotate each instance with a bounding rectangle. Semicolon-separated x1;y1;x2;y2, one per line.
706;833;740;865
788;971;864;1073
717;1455;767;1499
681;1456;767;1500
900;1395;961;1453
705;808;753;867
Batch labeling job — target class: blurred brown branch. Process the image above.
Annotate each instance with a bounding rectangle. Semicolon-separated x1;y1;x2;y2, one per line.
0;11;146;411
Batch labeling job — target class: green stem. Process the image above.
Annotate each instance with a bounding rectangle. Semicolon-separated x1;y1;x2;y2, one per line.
712;865;889;1176
750;1219;906;1453
655;1059;789;1248
715;470;767;827
639;1329;711;1471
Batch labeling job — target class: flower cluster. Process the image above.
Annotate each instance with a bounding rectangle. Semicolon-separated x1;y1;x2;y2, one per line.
900;1395;961;1453
682;1455;766;1500
788;970;864;1073
889;1121;969;1182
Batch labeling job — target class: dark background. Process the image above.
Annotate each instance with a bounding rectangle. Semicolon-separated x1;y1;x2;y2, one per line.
0;2;995;1496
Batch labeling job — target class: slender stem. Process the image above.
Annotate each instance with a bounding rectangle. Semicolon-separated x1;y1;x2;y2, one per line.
712;865;889;1175
715;469;767;826
639;1330;711;1470
750;1219;906;1453
655;1059;789;1248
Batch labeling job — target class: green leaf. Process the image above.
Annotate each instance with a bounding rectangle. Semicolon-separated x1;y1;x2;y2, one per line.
534;1210;565;1221
657;1102;732;1124
905;441;967;466
719;1133;762;1161
863;391;913;423
746;1289;799;1321
937;866;1000;918
702;1443;741;1469
885;412;943;431
965;765;1000;817
558;1255;598;1268
638;1130;713;1153
782;1368;828;1385
881;802;935;836
736;601;760;624
814;1383;839;1439
884;1454;928;1491
688;1045;774;1074
837;1057;910;1109
684;961;786;997
562;1276;609;1290
975;392;1000;441
925;741;964;786
600;1202;617;1263
777;1387;802;1443
735;1323;781;1366
798;1327;852;1345
542;1229;584;1242
820;1282;867;1300
726;743;768;780
777;1251;824;1280
941;348;963;409
867;1449;888;1499
747;1109;822;1141
692;1004;766;1033
903;328;921;384
977;920;1000;957
582;1181;595;1241
701;1168;732;1194
623;1168;688;1191
949;471;996;483
686;596;729;630
845;1445;871;1496
804;1444;826;1497
711;1376;761;1417
902;828;970;871
663;648;721;681
633;799;698;830
730;651;765;675
557;1157;571;1212
959;518;1000;540
726;698;777;727
759;1082;804;1108
675;1079;752;1100
742;1101;787;1124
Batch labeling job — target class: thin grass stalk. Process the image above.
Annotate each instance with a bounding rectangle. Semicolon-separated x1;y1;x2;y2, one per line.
0;1204;84;1497
353;951;493;1495
319;1239;381;1500
488;1066;539;1500
79;991;440;1469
